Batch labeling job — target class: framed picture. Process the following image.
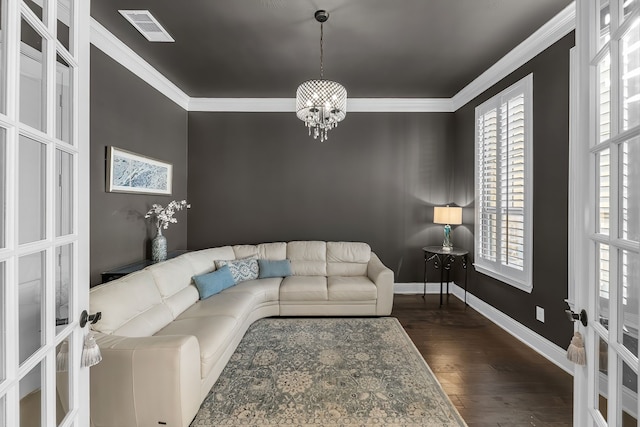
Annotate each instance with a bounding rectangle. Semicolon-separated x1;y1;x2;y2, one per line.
106;146;172;195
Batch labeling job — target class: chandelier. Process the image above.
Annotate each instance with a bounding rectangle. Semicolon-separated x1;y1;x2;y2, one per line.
296;10;347;142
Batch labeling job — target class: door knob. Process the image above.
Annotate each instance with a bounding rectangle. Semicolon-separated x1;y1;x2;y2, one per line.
565;309;588;327
79;310;102;328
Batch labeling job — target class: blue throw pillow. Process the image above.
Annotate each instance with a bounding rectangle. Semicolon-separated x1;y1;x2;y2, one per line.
193;265;235;300
258;259;293;279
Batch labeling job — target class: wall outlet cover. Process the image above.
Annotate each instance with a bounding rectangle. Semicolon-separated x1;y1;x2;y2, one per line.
536;306;545;323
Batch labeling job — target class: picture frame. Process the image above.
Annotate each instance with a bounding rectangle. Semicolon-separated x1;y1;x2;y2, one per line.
106;146;172;195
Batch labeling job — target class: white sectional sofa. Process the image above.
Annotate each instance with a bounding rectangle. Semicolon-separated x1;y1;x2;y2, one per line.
88;241;394;427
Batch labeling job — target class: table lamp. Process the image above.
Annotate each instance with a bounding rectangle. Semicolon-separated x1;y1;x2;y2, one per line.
434;205;462;251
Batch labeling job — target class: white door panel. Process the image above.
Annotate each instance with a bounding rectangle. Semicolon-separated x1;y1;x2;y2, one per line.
0;1;90;426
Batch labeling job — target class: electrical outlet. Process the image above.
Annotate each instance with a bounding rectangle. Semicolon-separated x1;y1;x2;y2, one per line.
536;306;545;323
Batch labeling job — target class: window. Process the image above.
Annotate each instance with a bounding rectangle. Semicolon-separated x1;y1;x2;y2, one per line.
475;74;533;292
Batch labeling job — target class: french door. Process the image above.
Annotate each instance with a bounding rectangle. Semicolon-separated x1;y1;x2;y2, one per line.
0;0;90;426
574;0;640;425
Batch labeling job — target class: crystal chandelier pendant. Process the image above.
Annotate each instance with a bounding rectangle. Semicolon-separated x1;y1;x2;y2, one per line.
296;10;347;142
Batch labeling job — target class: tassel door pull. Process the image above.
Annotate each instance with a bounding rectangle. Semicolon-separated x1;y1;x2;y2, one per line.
567;331;587;365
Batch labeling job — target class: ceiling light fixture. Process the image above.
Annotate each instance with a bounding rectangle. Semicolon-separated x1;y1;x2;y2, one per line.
296;10;347;142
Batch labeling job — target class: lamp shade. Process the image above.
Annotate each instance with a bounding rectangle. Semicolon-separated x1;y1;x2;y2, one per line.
434;206;462;225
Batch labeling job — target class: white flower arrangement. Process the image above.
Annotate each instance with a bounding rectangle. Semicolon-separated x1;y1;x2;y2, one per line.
145;200;191;231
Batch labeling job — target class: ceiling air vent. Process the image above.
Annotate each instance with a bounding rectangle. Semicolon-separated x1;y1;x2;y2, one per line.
118;10;174;42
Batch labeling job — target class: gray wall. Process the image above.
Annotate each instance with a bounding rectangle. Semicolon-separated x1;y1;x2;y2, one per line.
452;33;575;347
90;47;188;286
187;112;455;282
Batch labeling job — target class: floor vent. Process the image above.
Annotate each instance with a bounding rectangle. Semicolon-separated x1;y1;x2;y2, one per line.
119;10;174;42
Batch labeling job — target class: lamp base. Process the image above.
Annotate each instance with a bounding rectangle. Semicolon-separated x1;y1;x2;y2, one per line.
441;245;453;252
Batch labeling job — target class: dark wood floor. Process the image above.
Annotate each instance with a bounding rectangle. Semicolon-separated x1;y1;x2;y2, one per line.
392;294;573;427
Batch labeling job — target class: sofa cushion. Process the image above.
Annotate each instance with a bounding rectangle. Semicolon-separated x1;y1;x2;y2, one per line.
258;259;292;279
327;242;371;276
233;242;287;260
182;246;236;276
222;277;282;304
215;258;259;283
280;276;328;301
193;265;235;300
327;276;378;301
176;292;258;321
155;315;238;379
90;270;173;337
146;256;202;319
287;241;327;276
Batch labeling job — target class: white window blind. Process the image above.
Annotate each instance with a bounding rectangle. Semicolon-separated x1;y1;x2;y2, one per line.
475;74;533;292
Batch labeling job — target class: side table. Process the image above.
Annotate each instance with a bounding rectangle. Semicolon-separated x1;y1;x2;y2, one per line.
422;246;469;306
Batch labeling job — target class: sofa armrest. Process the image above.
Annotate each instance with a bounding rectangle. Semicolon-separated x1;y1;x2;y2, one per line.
91;333;201;427
367;252;394;315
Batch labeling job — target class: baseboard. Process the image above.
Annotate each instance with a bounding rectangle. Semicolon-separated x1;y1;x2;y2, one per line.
394;282;574;375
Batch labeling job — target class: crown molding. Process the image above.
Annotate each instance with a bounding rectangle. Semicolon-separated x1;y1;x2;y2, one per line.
348;98;454;113
189;97;454;113
189;98;295;112
89;18;190;110
451;2;576;111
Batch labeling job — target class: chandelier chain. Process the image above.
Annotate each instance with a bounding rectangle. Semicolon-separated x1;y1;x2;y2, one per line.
320;23;324;80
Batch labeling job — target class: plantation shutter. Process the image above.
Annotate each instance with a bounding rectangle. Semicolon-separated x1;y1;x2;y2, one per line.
475;75;532;292
500;94;526;270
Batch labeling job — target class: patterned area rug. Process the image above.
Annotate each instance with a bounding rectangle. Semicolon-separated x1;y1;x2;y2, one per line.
191;317;467;426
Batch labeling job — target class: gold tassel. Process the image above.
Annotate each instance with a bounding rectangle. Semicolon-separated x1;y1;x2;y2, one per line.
81;331;102;368
567;331;586;366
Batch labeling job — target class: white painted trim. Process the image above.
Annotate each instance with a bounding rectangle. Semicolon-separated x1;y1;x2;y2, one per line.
451;2;576;110
189;98;295;112
89;18;190;110
394;282;575;375
188;98;454;113
348;98;454;113
394;282;450;294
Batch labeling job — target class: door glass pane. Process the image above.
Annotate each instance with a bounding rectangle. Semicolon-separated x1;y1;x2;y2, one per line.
600;0;611;48
56;150;73;236
19;136;46;244
57;0;71;52
20;360;42;426
55;55;72;145
623;0;637;20
19;251;45;365
621;17;640;131
0;262;5;382
598;149;611;235
599;243;611;329
0;128;6;249
621;249;640;356
598;337;609;421
56;339;71;425
620;359;638;426
24;0;44;21
599;52;612;143
20;18;46;132
622;138;639;242
55;244;72;331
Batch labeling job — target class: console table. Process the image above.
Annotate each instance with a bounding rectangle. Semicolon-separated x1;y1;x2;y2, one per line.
100;250;189;283
422;246;469;306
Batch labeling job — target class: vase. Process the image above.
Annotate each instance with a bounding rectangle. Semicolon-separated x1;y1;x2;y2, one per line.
152;228;167;263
